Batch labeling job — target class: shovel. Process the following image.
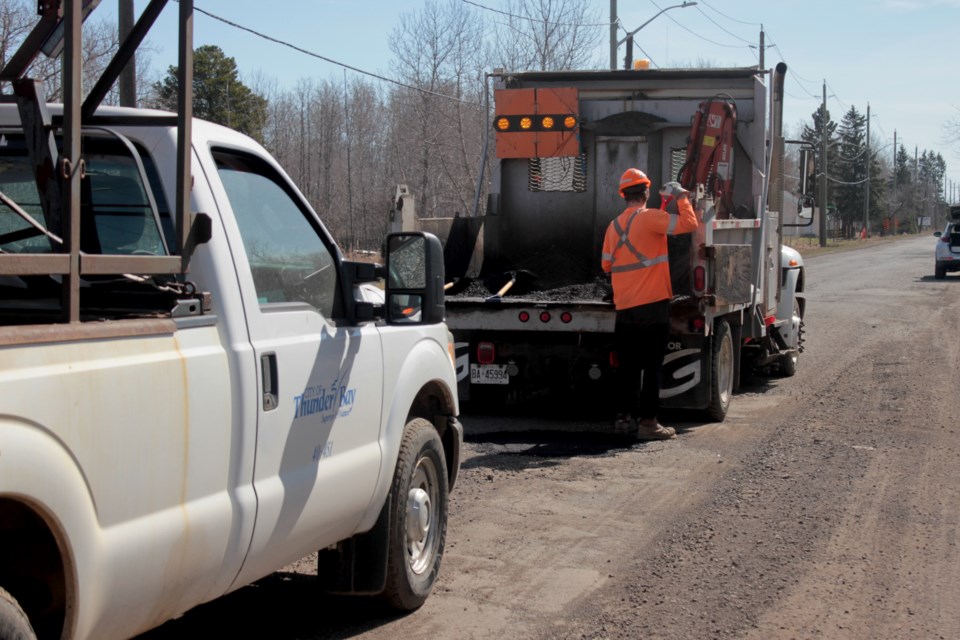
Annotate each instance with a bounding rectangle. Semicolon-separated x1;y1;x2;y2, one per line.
484;269;537;303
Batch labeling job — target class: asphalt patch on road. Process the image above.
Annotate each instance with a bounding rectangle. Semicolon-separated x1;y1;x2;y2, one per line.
462;430;642;474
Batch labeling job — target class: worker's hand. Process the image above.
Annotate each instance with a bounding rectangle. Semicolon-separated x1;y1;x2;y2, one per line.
659;181;690;200
600;272;613;303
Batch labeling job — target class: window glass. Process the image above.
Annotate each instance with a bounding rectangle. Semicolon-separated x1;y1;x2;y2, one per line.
0;135;168;256
0;149;48;253
214;150;340;316
84;149;166;255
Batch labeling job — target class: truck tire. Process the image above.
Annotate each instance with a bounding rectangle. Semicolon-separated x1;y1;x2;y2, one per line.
381;418;449;611
935;263;946;279
0;587;36;640
705;319;733;422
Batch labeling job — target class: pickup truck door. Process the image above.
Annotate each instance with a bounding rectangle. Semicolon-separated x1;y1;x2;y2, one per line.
205;148;384;585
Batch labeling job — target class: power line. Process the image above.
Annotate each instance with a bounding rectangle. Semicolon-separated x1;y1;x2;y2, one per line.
826;81;849;111
618;21;659;67
763;40;820;99
784;87;815;102
824;174;869;185
699;0;762;26
693;5;755;45
188;3;482;106
766;40;818;84
460;0;611;27
647;0;749;49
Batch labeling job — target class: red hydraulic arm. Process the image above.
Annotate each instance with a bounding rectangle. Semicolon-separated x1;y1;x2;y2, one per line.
678;98;737;217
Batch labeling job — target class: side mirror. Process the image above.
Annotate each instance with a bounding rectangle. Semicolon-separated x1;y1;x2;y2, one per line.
798;148;814;197
934;231;942;238
784;140;817;229
386;231;445;325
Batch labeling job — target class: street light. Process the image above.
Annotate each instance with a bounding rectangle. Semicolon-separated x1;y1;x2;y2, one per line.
618;2;697;70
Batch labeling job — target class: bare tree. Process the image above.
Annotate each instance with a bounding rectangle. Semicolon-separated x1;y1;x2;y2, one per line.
388;0;487;219
946;105;960;156
0;0;33;71
0;0;152;104
490;0;603;72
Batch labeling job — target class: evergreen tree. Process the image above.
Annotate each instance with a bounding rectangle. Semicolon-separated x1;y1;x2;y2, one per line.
866;140;885;233
835;106;867;238
801;104;839;230
152;45;268;142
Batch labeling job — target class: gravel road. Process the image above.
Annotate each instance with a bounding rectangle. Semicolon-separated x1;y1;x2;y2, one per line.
140;235;960;640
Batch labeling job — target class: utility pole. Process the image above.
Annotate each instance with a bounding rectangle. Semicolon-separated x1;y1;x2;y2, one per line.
610;0;618;71
892;129;897;234
759;26;764;70
915;145;920;229
863;103;869;236
819;81;828;247
118;0;136;107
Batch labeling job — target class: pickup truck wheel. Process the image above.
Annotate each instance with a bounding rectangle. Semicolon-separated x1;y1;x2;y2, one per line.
382;418;448;611
0;587;37;640
705;319;733;422
935;263;946;279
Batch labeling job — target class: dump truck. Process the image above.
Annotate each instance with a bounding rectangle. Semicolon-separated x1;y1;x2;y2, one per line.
0;3;459;639
444;64;812;420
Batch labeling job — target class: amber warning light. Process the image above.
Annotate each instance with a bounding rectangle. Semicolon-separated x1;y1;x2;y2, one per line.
493;114;578;133
494;87;579;159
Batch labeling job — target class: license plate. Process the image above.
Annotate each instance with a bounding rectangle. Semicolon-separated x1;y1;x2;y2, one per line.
470;364;510;385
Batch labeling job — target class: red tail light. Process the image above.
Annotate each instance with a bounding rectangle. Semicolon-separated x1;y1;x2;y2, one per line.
942;235;951;243
539;311;551;323
518;311;530;322
694;266;705;292
477;342;495;364
560;312;572;323
609;351;619;368
690;317;705;332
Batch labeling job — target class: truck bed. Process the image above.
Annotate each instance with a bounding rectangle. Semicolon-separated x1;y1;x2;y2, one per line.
446;280;614;333
448;276;609;303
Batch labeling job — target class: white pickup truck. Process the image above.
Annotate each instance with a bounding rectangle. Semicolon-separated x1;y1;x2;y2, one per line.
0;105;461;640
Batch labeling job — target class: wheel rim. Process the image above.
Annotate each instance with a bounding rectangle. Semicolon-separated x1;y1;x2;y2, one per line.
718;330;733;407
405;454;440;575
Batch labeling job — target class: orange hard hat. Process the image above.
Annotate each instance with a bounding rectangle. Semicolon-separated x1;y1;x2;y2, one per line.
618;168;651;198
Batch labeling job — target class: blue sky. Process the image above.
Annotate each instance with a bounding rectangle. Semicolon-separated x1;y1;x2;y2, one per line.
99;0;960;195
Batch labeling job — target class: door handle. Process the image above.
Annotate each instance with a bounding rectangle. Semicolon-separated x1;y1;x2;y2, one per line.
261;353;278;411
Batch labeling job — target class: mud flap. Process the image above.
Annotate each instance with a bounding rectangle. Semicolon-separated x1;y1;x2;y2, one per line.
660;333;710;410
317;495;390;595
454;341;471;401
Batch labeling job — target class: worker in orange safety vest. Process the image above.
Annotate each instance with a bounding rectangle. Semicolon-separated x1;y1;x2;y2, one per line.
601;168;700;440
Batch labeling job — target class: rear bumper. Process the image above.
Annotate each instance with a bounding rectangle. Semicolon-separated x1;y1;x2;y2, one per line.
936;259;960;273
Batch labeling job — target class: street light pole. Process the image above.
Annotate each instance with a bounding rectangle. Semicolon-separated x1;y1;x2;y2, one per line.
619;2;697;70
610;0;618;71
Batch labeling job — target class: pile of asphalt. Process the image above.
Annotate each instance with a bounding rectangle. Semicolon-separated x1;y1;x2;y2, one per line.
448;277;610;302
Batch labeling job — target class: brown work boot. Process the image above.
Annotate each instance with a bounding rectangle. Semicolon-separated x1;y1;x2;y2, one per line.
613;414;637;436
636;418;676;440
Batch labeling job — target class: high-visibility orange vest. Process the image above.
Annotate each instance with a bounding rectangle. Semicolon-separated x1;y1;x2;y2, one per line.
601;197;698;310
